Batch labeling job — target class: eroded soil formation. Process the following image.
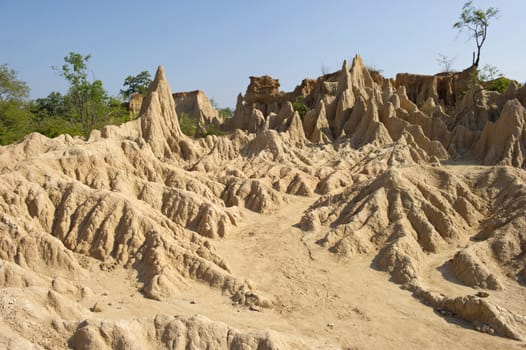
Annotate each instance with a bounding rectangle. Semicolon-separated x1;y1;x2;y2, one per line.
2;56;526;349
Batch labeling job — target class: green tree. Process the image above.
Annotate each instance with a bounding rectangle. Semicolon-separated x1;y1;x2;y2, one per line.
209;98;220;109
0;64;34;144
0;100;35;144
453;1;499;67
33;91;67;118
106;97;130;125
56;52;91;86
120;71;152;99
218;107;233;119
210;98;233;119
0;64;29;102
55;52;109;133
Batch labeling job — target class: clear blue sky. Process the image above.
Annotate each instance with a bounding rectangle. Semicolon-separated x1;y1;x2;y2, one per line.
1;0;525;108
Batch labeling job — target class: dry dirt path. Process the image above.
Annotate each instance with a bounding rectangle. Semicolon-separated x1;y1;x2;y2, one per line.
211;194;524;349
24;192;524;349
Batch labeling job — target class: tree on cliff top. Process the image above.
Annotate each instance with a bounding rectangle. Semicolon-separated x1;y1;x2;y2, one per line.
454;1;499;67
120;71;152;100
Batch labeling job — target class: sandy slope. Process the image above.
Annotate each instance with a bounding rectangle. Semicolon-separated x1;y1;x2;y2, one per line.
2;193;522;349
212;194;523;349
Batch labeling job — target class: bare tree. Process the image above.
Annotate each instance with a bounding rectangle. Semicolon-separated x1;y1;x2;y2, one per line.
436;54;456;73
453;1;499;67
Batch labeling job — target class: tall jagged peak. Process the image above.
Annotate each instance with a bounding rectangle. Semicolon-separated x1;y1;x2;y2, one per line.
140;66;173;114
350;54;375;93
342;59;350;73
337;59;353;95
140;65;184;159
351;54;364;69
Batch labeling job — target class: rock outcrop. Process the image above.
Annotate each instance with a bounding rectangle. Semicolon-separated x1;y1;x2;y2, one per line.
473;99;526;167
244;75;283;114
173;89;222;127
395;66;477;108
224;56;526;171
70;314;294;350
450;250;502;290
128;92;144;116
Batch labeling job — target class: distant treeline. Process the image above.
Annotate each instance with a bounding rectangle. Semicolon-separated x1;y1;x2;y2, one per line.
0;52;152;145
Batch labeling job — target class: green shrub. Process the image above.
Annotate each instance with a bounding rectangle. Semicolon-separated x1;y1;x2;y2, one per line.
104;97;131;126
484;77;515;93
218;107;233;119
0;100;34;144
35;116;84;138
178;112;197;137
292;96;309;120
201;123;228;137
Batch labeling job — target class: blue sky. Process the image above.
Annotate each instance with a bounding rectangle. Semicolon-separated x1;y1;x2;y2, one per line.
1;0;524;108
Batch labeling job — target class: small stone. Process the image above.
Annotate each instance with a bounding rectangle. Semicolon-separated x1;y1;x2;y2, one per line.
476;291;489;298
481;324;495;335
80;287;93;299
190;300;196;305
249;305;261;312
327;323;334;329
90;302;102;313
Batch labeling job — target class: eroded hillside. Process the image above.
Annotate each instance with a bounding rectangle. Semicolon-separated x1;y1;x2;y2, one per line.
1;57;526;349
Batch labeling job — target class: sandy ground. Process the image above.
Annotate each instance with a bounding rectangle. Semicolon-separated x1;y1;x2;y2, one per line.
49;193;523;349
